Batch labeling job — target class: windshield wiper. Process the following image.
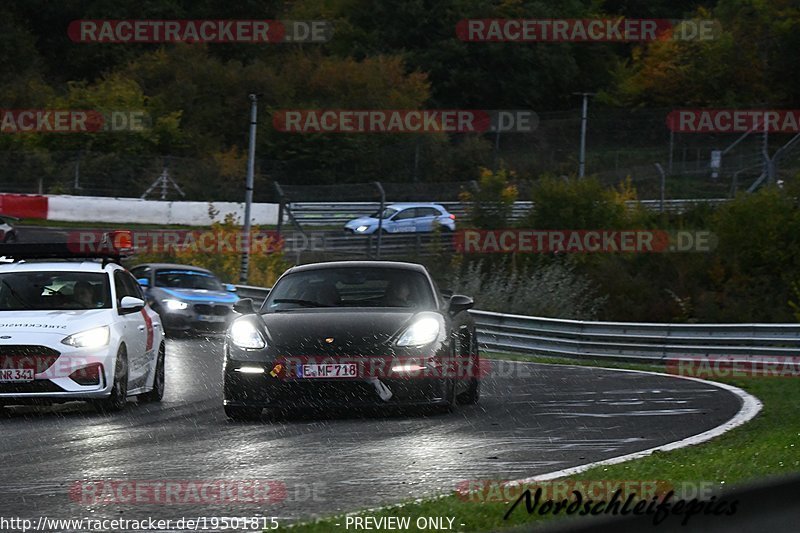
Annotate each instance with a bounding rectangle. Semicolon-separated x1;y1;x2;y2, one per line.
271;298;331;308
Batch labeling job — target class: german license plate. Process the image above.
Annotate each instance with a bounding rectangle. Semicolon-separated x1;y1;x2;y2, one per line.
300;363;358;379
0;369;34;382
197;315;226;322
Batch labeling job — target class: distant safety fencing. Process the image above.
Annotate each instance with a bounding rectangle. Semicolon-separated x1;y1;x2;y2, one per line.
281;199;730;228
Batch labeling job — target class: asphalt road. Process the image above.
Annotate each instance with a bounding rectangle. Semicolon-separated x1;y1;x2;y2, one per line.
0;336;743;530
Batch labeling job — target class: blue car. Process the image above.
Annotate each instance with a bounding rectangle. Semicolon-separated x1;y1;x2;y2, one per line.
344;203;456;235
130;263;239;335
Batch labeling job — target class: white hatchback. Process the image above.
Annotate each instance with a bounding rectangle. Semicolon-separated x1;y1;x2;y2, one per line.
0;258;165;412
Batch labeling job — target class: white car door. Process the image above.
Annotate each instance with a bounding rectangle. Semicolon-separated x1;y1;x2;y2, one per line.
114;270;150;390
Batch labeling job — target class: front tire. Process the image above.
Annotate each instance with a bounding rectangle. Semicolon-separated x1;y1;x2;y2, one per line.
93;346;128;413
139;343;165;403
456;340;481;405
224;405;263;421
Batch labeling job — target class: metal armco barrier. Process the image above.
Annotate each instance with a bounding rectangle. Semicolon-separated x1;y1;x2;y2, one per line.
472;309;800;362
232;286;797;363
283;199;730;227
233;284;270;306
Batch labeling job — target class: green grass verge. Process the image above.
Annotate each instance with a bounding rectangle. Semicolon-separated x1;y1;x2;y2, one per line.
285;353;798;532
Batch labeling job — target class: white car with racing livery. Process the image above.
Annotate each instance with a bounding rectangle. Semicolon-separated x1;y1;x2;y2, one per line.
0;240;165;412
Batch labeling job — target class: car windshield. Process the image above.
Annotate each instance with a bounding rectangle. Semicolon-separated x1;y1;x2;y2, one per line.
0;271;111;311
263;267;435;312
370;207;398;219
154;270;223;291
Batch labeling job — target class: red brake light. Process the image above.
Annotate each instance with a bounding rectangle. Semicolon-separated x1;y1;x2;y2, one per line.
449;214;456;220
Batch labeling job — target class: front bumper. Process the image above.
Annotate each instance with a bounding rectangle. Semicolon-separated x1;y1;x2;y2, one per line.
223;355;454;409
0;344;116;403
159;303;233;332
224;373;451;409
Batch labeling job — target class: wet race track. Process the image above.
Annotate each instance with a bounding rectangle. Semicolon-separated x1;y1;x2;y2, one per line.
0;335;745;528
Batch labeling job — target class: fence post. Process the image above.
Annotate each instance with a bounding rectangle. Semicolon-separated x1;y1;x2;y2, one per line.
274;182;285;238
374;181;385;259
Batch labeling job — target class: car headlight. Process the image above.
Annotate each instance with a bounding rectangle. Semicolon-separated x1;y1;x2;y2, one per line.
62;326;110;349
162;299;188;311
356;225;369;232
396;317;440;347
230;320;266;349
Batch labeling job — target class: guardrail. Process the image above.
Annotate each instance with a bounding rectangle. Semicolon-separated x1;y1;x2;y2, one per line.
233;284;270;306
472;310;800;362
280;231;455;259
284;199;730;227
232;286;797;363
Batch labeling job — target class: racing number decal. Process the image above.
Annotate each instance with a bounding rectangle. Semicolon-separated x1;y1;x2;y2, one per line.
140;308;154;351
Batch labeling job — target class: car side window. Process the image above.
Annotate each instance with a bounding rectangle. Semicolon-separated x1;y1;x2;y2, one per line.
114;272;130;306
114;271;141;306
417;207;439;217
394;209;416;220
123;272;145;300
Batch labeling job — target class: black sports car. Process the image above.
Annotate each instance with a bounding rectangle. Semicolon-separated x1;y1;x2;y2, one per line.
223;261;480;420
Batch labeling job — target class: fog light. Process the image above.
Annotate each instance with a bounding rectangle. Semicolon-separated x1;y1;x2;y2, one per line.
69;363;102;386
391;364;427;373
235;366;265;374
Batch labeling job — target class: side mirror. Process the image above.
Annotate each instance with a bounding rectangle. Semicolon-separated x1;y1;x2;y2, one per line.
233;298;256;315
448;294;474;315
137;277;150;288
120;296;145;313
225;283;237;293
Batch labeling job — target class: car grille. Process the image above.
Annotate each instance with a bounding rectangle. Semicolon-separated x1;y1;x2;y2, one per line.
0;345;61;374
194;304;231;316
0;345;60;357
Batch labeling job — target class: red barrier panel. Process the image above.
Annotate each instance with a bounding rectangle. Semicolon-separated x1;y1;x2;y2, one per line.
0;194;48;219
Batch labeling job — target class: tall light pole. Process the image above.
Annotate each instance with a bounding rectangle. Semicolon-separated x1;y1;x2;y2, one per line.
573;92;595;178
240;93;258;284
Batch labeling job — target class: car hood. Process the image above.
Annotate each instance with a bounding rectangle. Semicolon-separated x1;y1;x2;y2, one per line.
156;287;238;304
0;309;113;338
345;216;379;228
260;309;420;354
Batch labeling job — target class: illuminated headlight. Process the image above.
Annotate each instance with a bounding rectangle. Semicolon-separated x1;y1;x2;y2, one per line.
230;320;266;349
356;225;369;232
391;364;427;373
62;326;110;349
162;299;188;311
396;317;440;347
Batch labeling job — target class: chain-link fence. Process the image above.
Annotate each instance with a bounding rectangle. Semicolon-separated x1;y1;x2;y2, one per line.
2;107;798;201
